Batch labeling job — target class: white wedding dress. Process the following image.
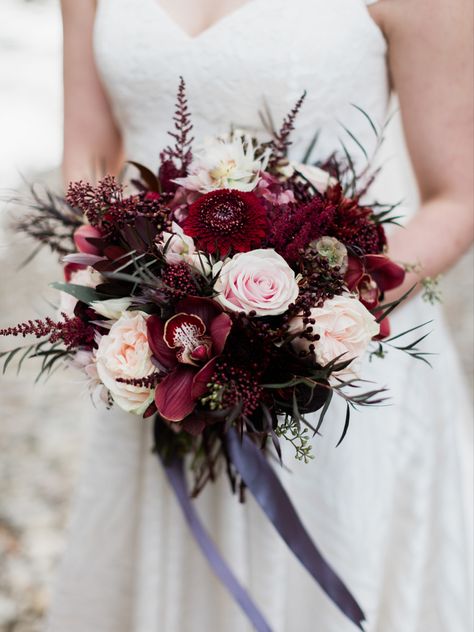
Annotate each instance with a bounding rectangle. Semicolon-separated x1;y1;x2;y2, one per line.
47;1;473;630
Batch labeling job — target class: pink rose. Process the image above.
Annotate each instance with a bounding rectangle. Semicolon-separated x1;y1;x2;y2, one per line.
288;295;380;371
214;249;299;316
95;311;155;414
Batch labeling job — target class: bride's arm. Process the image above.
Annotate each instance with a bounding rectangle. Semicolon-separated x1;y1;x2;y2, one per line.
371;0;473;300
61;0;123;185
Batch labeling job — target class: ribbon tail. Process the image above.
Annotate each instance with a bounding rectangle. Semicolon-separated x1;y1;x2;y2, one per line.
226;428;366;631
155;433;273;631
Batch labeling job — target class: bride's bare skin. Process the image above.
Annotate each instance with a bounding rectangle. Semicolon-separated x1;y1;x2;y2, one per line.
61;0;473;300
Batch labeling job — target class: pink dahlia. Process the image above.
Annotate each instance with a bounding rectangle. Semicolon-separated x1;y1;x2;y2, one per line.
183;189;267;255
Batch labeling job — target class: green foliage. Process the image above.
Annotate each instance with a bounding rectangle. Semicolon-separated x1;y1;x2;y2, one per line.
421;276;443;304
276;415;314;463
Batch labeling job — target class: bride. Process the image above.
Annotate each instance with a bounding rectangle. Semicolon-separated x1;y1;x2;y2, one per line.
49;0;473;630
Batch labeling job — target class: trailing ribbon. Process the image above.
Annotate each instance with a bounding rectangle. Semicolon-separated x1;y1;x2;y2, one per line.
155;421;365;632
156;432;273;630
226;429;366;630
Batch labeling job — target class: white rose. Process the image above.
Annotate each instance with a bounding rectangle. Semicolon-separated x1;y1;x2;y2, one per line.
288;295;379;371
95;311;155;414
214;249;299;316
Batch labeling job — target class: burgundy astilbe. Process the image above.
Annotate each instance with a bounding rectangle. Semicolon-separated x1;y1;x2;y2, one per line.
268;91;307;170
116;373;163;389
161;76;194;173
0;314;95;350
268;197;337;264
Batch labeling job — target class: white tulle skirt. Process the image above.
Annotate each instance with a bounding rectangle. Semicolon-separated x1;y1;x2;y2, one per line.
47;295;473;632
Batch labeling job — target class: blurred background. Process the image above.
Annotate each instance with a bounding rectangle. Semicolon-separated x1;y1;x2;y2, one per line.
0;1;472;631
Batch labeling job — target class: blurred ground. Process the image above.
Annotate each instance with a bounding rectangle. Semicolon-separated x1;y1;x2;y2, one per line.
0;1;472;631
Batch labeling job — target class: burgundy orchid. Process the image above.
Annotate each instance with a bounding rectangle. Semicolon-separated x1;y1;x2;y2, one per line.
147;297;232;429
346;254;405;340
345;254;405;310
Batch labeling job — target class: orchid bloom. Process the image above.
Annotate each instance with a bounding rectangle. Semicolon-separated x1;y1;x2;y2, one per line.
147;297;232;429
345;254;406;338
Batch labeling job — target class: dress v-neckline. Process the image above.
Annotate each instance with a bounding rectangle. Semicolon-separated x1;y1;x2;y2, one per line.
151;0;259;41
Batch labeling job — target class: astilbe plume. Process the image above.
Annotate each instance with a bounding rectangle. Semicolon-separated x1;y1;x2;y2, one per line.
268;91;307;170
116;373;163;388
0;314;96;350
268;197;337;263
160;76;194;173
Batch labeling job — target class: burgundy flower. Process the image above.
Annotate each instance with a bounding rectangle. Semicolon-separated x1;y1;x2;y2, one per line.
346;254;406;310
74;225;103;255
147;297;232;429
183;189;267;255
325;186;387;255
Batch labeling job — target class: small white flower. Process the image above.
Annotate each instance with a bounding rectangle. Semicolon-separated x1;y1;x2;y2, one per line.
174;133;270;193
91;297;132;320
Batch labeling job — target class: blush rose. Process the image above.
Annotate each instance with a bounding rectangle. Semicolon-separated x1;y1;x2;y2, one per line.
95;310;155;414
214;249;299;316
288;295;380;370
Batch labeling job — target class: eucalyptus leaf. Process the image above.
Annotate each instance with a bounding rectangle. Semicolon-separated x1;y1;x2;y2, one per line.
50;282;112;304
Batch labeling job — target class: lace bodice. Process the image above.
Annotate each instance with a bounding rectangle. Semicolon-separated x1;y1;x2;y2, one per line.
94;0;388;169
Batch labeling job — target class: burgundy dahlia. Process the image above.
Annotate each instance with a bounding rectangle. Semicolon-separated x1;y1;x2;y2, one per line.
325;186;387;255
183;189;267;255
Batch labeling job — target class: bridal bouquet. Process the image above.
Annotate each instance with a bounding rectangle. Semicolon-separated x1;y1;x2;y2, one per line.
1;80;428;631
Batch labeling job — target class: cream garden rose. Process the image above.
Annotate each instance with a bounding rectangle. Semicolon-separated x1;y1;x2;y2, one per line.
95;310;155;414
288;295;380;370
214;249;299;316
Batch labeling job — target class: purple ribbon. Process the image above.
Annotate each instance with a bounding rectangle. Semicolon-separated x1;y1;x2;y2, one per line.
156;422;365;631
226;429;366;630
158;450;273;632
